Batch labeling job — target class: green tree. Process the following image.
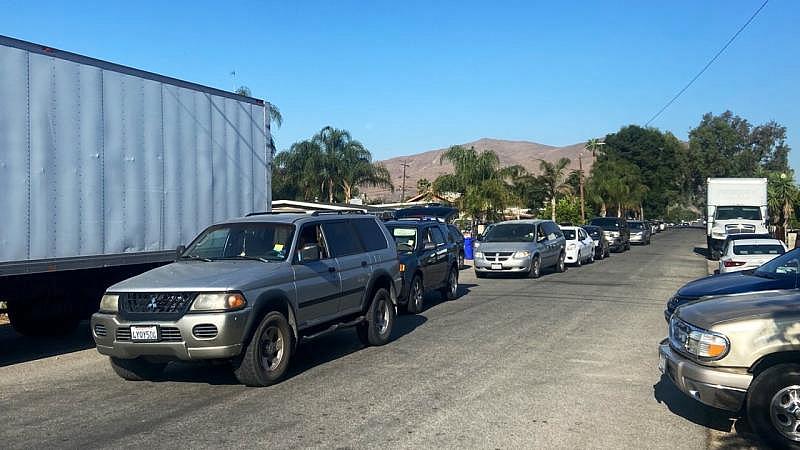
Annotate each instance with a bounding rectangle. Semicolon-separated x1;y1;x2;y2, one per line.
538;158;573;221
433;145;523;227
416;178;432;195
764;171;798;239
555;194;582;225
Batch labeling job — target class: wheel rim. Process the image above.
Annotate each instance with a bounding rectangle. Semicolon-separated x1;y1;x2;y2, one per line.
449;270;458;296
771;385;800;441
412;280;423;309
259;326;285;372
559;254;565;271
533;258;539;276
375;298;390;335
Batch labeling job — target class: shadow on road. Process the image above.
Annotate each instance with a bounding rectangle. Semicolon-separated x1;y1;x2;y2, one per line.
419;283;477;313
652;375;764;448
693;246;710;259
0;321;95;367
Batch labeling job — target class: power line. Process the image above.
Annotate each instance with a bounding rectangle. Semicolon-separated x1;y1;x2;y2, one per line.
645;0;769;126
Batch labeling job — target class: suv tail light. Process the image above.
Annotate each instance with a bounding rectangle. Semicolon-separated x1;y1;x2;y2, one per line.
723;260;746;267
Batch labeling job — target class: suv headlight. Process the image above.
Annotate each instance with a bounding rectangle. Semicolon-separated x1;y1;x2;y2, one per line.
512;250;530;259
670;317;729;360
190;293;247;311
474;251;484;258
99;294;119;313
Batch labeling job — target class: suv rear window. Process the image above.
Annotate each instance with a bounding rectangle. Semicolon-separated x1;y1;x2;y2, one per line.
321;221;364;257
352;219;388;251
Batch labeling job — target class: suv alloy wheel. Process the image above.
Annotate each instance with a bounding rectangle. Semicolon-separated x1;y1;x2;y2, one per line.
406;275;424;314
357;288;395;346
233;311;293;387
441;266;458;300
747;364;800;449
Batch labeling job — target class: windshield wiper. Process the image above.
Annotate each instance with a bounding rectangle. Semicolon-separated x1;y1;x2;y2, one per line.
219;255;271;263
180;255;212;262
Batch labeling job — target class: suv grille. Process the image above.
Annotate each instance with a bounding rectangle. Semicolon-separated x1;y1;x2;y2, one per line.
115;326;182;342
192;324;219;339
484;252;514;262
120;293;194;314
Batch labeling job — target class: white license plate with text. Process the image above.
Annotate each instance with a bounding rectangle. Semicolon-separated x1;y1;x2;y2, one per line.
130;325;158;342
491;263;503;270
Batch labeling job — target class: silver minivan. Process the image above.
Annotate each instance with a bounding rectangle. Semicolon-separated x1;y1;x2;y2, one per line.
473;220;566;278
91;212;401;386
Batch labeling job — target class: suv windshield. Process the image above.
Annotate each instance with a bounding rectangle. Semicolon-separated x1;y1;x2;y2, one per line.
482;223;536;242
629;222;644;230
590;218;619;230
715;206;762;221
183;223;295;261
563;230;576;240
754;248;800;278
387;226;418;253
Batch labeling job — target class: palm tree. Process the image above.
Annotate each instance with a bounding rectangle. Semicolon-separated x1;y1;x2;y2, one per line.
766;171;797;239
539;158;573;221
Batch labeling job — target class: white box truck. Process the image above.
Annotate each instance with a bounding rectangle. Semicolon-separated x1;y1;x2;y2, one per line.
0;35;272;335
706;178;768;259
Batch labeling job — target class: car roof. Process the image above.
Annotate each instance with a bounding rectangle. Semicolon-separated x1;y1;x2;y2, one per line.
491;219;549;225
222;212;377;225
732;239;784;246
724;233;772;241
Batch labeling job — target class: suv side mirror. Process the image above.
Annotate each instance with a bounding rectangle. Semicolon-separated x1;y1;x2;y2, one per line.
423;242;436;251
299;244;320;262
176;245;186;260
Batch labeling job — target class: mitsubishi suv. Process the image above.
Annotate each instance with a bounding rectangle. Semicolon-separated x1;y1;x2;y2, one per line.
91;212;401;387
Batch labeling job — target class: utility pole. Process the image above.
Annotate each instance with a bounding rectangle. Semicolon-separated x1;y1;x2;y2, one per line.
400;160;411;203
579;155;585;224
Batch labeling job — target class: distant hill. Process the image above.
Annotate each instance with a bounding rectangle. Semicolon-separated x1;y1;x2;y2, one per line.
364;138;593;202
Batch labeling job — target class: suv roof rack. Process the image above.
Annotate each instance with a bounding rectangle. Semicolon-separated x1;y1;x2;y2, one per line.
246;211;285;216
309;210;365;216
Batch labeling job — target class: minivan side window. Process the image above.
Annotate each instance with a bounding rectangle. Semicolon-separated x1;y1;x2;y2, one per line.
322;221;364;257
352;219;388;252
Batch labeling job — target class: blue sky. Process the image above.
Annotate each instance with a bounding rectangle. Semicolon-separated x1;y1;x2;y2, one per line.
2;1;799;168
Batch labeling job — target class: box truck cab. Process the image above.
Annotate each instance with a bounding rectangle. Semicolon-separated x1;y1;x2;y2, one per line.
706;178;768;260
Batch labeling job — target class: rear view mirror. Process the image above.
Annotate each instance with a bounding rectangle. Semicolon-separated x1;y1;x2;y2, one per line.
299;244;321;262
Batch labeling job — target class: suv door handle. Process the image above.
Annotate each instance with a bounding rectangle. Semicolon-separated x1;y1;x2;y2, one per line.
328;266;337;273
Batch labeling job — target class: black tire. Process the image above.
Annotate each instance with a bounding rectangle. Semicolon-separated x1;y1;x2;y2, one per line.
555;252;566;273
233;311;293;387
575;253;582;267
747;364;800;449
440;266;459;300
625;240;631;251
528;255;541;278
357;288;395;346
589;249;595;263
7;298;81;337
458;251;465;269
406;275;424;314
109;357;167;381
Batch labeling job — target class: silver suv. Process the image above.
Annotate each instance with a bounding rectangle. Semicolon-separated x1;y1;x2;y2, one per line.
473;220;567;278
91;212;401;386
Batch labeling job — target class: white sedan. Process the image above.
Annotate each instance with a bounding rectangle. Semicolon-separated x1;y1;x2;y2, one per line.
719;238;788;273
561;226;594;266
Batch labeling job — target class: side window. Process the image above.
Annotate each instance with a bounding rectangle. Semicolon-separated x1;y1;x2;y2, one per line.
322;221;364;257
543;222;560;240
296;223;330;262
423;227;434;245
431;226;446;245
352;219;388;252
536;224;546;241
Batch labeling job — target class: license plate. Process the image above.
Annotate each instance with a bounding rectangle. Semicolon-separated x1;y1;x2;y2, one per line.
658;352;666;374
491;263;502;270
130;325;158;342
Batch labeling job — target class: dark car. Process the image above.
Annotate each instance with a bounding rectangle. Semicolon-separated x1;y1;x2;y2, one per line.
664;247;800;321
588;217;630;252
384;219;460;313
446;224;466;269
581;225;609;260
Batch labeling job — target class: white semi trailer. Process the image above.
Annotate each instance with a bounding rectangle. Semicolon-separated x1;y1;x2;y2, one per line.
0;35;272;335
706;178;768;260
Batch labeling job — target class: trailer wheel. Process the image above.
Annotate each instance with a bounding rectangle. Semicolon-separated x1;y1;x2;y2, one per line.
7;298;80;337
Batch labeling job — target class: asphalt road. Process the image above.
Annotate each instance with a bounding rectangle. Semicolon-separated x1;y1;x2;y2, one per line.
0;229;760;449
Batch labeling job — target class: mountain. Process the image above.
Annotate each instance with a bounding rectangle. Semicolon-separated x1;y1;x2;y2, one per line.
364;138;593;202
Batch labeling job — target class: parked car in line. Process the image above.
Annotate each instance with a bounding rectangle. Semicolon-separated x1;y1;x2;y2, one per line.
446;224;466;269
384;219;459;313
589;217;630;252
719;233;773;257
718;238;788;274
581;225;610;260
659;289;800;449
664;247;800;321
473;220;566;278
91;212;402;386
628;220;651;245
561;226;594;266
646;220;658;235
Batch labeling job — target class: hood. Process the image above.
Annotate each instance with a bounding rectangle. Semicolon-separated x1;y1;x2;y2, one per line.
678;289;800;329
474;241;536;253
108;260;286;292
677;271;792;298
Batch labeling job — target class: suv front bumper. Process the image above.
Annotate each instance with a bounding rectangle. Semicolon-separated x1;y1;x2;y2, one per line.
91;309;250;361
658;340;751;412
